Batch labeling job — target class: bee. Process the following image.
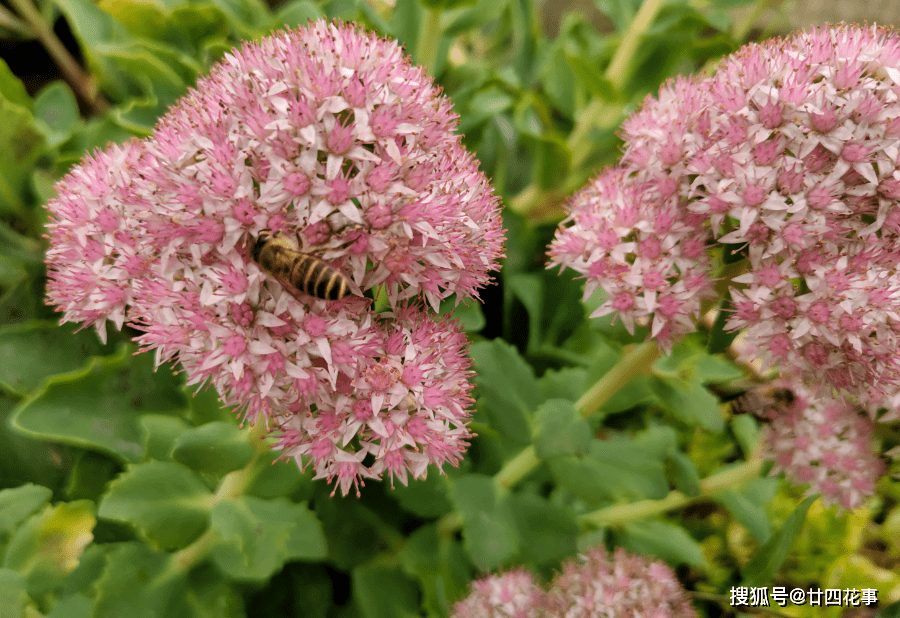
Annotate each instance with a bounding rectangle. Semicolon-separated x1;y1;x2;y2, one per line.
251;231;351;301
730;385;797;418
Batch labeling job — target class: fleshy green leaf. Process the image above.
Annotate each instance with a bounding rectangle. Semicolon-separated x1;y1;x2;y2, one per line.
209;496;326;580
3;501;95;596
274;0;324;28
649;375;724;432
0;321;115;396
399;525;470;615
171;422;254;477
533;398;591;459
0;485;52;533
714;478;777;543
33;82;81;148
98;461;212;549
617;520;706;567
0;569;29;617
469;340;539;445
11;348;187;463
508;492;578;565
0;59;31;109
547;438;669;504
352;564;421;618
391;473;452;518
93;543;191;618
449;474;519;570
0;60;44;214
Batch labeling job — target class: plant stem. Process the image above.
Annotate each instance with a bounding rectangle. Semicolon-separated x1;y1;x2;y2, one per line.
417;7;442;75
495;340;660;490
510;0;665;217
576;340;660;418
567;0;664;170
0;4;32;36
578;459;764;528
6;0;108;116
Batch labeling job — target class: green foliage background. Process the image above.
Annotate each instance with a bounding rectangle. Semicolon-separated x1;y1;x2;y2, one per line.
1;0;899;616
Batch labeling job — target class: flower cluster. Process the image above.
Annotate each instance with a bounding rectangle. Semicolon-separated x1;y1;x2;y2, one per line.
451;547;697;618
550;25;900;400
44;20;504;495
549;24;898;504
746;379;885;510
452;568;545;618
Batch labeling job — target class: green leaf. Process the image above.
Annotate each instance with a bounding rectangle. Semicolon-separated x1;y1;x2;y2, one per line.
243;450;308;500
533;399;591;459
0;62;44;214
67;452;121;502
274;0;324;28
47;594;94;618
714;478;777;543
731;414;759;456
352;564;421;618
279;564;332;618
547;438;669;504
55;0;198;112
668;451;700;497
98;461;212;550
171;422;254;477
399;525;470;616
391;473;452;518
469;340;539;445
439;297;486;333
538;367;587;403
0;569;29;617
506;273;543;350
11;348;188;464
617;520;706;567
534;133;571;190
741;495;816;586
463;85;515;128
508;493;578;565
444;0;509;37
33;82;81;148
539;46;575;118
0;485;51;533
93;543;191;618
449;474;519;570
140;414;192;461
0;398;70;493
568;54;617;100
0;59;31;109
0;321;115;396
649;375;724;432
315;495;384;572
3;501;95;596
210;496;326;581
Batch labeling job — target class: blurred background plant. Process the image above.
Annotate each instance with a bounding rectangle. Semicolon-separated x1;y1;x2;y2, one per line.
1;0;900;616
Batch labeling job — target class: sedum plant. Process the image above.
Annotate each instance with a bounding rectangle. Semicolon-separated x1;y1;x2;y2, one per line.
0;0;898;617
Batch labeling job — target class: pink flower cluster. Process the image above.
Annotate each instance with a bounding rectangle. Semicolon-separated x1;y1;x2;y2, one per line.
756;381;884;510
549;24;899;506
44;20;504;495
452;547;697;618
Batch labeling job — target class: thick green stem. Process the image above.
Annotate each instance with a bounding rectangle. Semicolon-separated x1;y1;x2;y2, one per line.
511;0;666;217
567;0;664;170
170;421;270;572
576;340;660;418
6;0;108;115
495;341;660;490
417;8;442;76
578;459;764;528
